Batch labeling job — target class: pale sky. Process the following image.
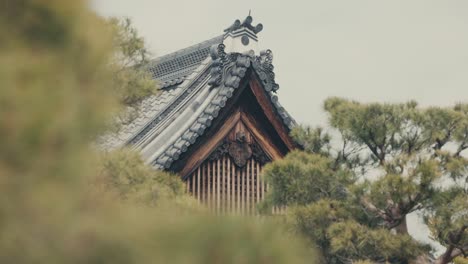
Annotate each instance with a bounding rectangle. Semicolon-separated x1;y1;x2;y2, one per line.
91;0;467;252
92;0;468;127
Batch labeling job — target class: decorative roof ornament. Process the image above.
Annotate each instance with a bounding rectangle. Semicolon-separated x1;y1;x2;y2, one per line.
222;15;263;54
224;15;263;35
208;42;278;93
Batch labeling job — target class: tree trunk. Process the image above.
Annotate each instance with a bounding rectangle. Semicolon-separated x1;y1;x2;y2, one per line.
395;215;408;235
434;246;468;264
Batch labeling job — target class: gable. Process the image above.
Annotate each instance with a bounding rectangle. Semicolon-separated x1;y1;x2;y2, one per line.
170;72;296;178
99;16;297;177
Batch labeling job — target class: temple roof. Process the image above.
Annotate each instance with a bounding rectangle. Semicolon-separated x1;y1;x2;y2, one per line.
99;16;296;170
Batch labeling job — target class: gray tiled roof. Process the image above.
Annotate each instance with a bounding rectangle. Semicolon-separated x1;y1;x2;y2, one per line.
149;45;296;170
98;36;222;150
147;35;223;88
99;24;296;171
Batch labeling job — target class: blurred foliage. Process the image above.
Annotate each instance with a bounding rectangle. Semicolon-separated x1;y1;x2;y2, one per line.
0;0;318;263
455;257;468;264
262;97;467;263
95;148;200;211
106;17;158;125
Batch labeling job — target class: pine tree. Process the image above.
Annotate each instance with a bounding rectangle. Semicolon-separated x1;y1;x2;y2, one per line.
262;98;467;263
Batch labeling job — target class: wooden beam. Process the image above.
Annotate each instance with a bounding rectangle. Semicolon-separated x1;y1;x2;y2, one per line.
240;112;284;161
248;76;296;151
179;110;241;178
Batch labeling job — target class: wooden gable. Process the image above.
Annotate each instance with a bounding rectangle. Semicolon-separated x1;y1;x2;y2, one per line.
170;72;295;214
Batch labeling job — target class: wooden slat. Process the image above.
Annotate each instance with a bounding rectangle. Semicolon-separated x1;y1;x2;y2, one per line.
242;165;246;215
207;161;211;210
246;159;250;215
191;172;195;197
251;159;255;214
197;167;201;202
216;159;220;214
227;156;231;214
236;165;240;214
203;162;207;204
262;166;266;204
221;157;225;215
256;160;260;204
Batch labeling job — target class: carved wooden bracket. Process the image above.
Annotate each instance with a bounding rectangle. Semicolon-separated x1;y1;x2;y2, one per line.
209;133;270;167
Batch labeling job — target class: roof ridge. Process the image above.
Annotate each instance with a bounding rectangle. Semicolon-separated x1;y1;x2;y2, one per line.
148;35;223;65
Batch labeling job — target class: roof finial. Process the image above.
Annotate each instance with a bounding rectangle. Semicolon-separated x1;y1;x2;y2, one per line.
223;14;263;35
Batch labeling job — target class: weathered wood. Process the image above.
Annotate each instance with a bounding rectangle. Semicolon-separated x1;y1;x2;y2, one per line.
197;167;201;202
176;73;301;214
248;77;296;151
240;112;283;161
256;160;260;205
246;159;250;215
237;164;240;214
207;161;211;210
251;159;255;214
217;159;220;214
227;156;231;213
191;171;195;197
203;163;206;204
179;111;242;177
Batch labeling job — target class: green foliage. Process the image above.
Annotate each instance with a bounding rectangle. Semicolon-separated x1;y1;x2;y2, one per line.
291;125;331;156
454;257;468;264
261;151;354;208
324;97;422;164
95;149;192;207
107;17;157;109
264;97;468;263
141;216;316;264
288;200;351;259
328;220;425;263
426;188;467;258
0;1;318;263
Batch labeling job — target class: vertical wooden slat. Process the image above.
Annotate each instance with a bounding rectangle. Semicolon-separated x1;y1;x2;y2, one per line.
241;165;245;215
256;160;260;204
207;161;211;211
262;165;266;204
203;163;206;204
216;160;221;213
232;159;235;214
191;172;195;197
227;156;231;214
212;160;215;213
234;167;241;214
197;167;201;202
251;159;255;214
222;156;226;215
220;157;224;215
246;160;250;215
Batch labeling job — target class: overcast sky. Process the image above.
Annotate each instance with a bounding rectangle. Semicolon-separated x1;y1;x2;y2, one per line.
93;0;468;127
91;0;467;250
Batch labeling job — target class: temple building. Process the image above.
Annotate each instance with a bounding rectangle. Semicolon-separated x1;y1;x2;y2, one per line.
101;16;297;214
